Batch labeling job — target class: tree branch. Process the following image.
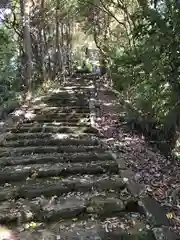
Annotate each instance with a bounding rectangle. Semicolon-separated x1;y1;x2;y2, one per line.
80;0;126;27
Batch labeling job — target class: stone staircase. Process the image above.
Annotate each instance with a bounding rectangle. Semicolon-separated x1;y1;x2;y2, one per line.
0;76;176;239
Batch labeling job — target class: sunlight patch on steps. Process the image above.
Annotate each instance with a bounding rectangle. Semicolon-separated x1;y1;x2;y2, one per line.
103;102;113;106
13;108;37;120
31;96;44;103
79;118;89;124
43;121;68;127
32;103;47;109
99;99;119;105
50;122;64;126
53;133;70;139
0;121;4;127
24;111;36;120
48;88;75;94
13;109;25;117
0;226;14;240
48;88;61;93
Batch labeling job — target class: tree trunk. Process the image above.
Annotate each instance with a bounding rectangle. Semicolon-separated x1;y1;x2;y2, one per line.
39;0;46;82
20;0;33;95
53;0;62;80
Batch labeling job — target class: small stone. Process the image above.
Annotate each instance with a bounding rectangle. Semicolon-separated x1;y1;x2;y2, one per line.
146;224;151;230
123;177;129;183
86;206;94;213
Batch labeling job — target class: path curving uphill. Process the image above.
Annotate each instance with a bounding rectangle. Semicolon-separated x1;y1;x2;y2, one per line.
0;75;177;239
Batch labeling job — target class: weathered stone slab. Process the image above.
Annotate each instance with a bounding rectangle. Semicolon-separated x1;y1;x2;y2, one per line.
5;132;93;141
24;116;90;124
127;180;144;197
121;169;134;181
87;195;124;216
83;126;99;134
33;106;90;113
1;138;99;148
18;218;154;240
0;152;113;166
0;196;85;224
6;125;101;135
0;160;118;184
45;100;87;107
139;197;170;227
0;145;105;157
107;150;126;169
34;112;88;118
0;168;30;184
21;121;91;127
17;175;125;199
0;199;33;224
0;187;17;201
153;227;180;240
41;199;86;221
5;126;83;133
120;163;145;197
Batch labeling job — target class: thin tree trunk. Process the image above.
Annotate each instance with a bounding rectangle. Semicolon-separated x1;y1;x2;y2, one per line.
20;0;33;95
39;0;46;81
53;0;62;80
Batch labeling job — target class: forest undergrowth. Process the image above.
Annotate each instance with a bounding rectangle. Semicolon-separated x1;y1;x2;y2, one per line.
95;76;180;235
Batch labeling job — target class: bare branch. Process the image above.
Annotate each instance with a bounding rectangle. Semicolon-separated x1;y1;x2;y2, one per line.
80;0;126;27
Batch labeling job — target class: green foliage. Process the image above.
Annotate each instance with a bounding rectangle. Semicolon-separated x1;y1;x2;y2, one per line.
0;26;21;117
104;1;180;156
111;43;172;122
75;59;93;73
84;60;93;73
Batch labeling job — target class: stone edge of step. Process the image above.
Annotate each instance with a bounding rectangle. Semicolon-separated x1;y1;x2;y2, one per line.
88;77;179;240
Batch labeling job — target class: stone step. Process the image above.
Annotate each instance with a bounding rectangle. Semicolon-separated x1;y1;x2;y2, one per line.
1;138;99;148
46;90;86;95
22;123;91;131
23;115;90;123
0;174;125;201
0;160;118;184
24;112;89;119
32;106;90;113
44;93;86;99
6;125;95;134
45;98;86;104
44;100;87;107
5;132;94;141
47;85;88;89
21;119;90;126
33;107;90;115
45;92;86;98
0;191;130;224
44;95;80;101
0;152;113;166
45;90;86;95
0;145;105;157
23;116;90;123
17;216;153;240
